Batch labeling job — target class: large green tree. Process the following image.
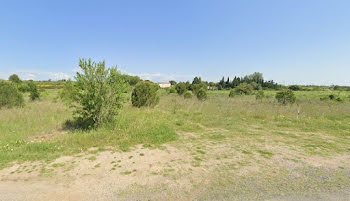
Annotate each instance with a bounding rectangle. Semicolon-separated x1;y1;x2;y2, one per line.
9;74;21;83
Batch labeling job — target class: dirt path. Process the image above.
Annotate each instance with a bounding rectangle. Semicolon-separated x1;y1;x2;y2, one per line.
1;130;350;201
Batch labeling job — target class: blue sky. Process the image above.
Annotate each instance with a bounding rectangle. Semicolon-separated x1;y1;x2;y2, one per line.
1;0;349;85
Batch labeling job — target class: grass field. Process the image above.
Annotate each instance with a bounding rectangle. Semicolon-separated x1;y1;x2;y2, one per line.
1;89;350;200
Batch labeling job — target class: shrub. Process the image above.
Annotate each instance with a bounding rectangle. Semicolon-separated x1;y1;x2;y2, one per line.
336;97;344;102
9;74;21;83
229;90;235;97
58;81;78;103
255;90;265;100
191;83;207;95
275;89;296;104
17;83;29;92
0;81;24;108
288;85;301;91
28;81;40;101
131;81;160;108
235;83;253;95
196;88;207;100
169;87;176;94
175;83;187;95
62;59;128;129
183;91;192;99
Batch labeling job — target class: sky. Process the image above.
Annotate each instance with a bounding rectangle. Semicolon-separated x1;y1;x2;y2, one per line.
0;0;349;85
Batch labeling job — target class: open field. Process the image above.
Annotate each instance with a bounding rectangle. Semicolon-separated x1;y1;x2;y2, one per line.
1;89;350;200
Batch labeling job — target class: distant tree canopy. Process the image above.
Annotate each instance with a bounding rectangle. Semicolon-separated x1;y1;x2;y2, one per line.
121;74;141;86
9;74;21;83
192;76;202;85
217;72;281;90
169;80;177;85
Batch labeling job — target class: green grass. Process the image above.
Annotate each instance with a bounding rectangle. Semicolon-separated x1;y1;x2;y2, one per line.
1;89;350;170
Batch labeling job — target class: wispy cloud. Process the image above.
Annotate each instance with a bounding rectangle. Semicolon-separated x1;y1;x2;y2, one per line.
120;69;194;82
13;70;71;81
1;68;194;83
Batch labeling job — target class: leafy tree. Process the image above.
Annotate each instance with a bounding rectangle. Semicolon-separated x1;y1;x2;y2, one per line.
175;82;187;95
132;81;160;108
62;59;128;129
183;91;192;99
169;80;177;85
248;72;263;84
196;88;207;100
0;81;24;108
225;77;230;88
192;76;202;85
275;90;296;104
9;74;21;83
235;83;254;95
28;80;40;101
218;77;225;90
231;76;240;88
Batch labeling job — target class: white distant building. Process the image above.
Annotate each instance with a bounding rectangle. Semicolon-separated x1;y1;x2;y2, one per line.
159;82;171;88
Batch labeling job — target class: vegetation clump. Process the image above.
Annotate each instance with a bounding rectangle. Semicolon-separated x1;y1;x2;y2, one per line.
255;90;265;100
235;83;253;95
191;82;207;95
196;88;207;100
169;87;176;94
175;83;187;95
0;81;24;108
320;94;344;102
229;90;235;97
8;74;21;83
61;59;128;129
275;89;296;104
131;81;160;108
183;91;192;99
28;81;40;101
288;85;301;91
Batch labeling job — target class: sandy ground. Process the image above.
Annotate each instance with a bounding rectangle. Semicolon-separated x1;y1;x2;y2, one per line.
1;131;350;201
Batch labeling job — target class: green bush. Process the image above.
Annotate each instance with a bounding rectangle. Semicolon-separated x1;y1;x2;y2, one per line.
28;81;40;101
229;90;235;97
175;83;187;95
288;85;301;91
0;81;24;108
183;91;192;99
191;83;207;95
131;81;160;108
235;83;253;95
17;83;29;92
320;94;344;102
255;90;265;100
196;88;207;100
62;59;128;129
275;89;296;104
58;81;78;103
169;87;176;94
